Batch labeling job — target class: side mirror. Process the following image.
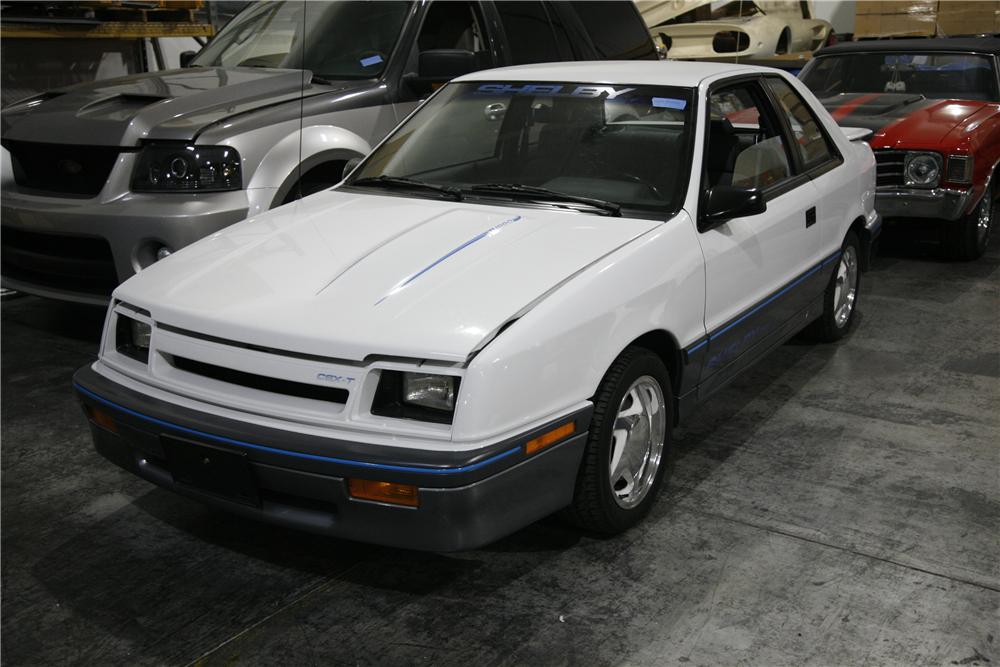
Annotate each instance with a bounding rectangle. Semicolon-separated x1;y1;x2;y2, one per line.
179;51;197;68
342;156;363;181
699;186;766;232
406;49;477;95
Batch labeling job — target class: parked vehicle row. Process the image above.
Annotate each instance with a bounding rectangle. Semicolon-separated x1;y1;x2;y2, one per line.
2;2;996;550
73;61;879;550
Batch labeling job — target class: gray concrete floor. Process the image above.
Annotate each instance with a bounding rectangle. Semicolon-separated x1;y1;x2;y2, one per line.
2;229;998;666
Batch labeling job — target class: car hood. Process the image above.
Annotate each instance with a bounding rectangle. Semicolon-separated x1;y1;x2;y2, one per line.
0;67;353;147
115;191;661;363
819;93;988;144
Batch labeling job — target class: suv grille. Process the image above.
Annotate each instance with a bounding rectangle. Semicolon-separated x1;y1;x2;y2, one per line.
873;150;905;188
1;226;118;294
3;140;121;197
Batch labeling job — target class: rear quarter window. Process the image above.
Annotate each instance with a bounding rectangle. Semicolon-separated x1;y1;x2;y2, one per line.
569;1;658;60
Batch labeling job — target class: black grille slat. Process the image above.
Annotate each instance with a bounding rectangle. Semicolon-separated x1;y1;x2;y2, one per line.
2;140;121;197
169;356;349;405
1;226;118;293
874;149;906;188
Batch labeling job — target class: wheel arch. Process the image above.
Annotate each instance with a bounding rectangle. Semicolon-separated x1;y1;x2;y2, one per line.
622;330;683;421
848;215;874;271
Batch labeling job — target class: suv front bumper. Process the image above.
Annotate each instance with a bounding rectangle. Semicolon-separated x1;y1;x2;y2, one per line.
875;187;972;222
1;190;253;305
73;365;590;551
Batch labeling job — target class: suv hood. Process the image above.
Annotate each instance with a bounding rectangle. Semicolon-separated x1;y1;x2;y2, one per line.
1;67;350;147
115;191;661;363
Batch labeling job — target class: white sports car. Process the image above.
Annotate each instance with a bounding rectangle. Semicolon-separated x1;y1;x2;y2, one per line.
75;61;878;551
640;0;834;61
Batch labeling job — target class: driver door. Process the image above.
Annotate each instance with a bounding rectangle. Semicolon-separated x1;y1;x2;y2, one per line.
695;77;823;396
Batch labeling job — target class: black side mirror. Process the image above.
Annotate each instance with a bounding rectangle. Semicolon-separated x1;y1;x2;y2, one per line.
342;156;363;181
699;186;766;232
406;49;477;94
179;51;197;68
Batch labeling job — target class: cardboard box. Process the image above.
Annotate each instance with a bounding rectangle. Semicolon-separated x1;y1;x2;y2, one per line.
855;12;938;37
936;0;1000;36
855;1;884;15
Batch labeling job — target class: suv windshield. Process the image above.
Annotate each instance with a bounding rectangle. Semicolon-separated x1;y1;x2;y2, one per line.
192;0;410;80
346;81;695;215
802;52;1000;102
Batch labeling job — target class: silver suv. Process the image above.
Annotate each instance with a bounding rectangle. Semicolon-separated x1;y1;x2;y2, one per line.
1;0;656;304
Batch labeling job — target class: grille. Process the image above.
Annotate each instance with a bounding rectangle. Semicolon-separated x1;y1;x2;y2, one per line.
873;150;905;188
1;226;118;294
169;355;349;405
2;140;121;197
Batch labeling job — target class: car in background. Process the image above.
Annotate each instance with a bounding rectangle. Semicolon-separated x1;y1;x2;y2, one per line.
0;0;656;305
74;61;877;550
639;0;832;61
800;37;1000;260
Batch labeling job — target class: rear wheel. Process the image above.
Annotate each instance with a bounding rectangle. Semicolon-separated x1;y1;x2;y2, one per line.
566;347;672;535
804;231;861;343
945;180;995;261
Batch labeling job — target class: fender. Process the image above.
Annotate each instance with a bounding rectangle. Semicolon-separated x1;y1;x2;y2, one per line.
248;125;371;207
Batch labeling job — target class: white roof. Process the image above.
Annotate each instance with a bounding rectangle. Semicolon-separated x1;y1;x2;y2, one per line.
456;60;767;88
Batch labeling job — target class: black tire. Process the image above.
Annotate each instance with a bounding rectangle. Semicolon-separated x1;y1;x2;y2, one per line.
565;346;673;535
804;230;861;343
945;180;995;261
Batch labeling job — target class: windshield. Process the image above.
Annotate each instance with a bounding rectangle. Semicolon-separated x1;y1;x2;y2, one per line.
801;52;999;102
346;81;696;215
192;0;410;80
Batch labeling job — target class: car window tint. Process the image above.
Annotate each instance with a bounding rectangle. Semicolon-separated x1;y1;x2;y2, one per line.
569;1;658;60
765;78;835;170
707;84;792;191
418;2;490;61
495;1;563;65
801;53;999;102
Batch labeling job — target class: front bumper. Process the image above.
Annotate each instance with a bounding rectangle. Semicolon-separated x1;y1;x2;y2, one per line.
1;190;253;305
875;187;971;222
73;365;590;551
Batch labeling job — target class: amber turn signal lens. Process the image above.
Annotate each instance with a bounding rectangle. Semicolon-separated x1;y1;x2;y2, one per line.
348;478;419;507
525;421;575;455
86;406;118;434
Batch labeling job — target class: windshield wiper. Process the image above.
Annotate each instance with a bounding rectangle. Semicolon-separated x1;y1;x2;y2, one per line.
463;183;621;216
350;176;463;201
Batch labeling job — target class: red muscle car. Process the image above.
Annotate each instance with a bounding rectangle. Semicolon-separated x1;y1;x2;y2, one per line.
800;37;1000;260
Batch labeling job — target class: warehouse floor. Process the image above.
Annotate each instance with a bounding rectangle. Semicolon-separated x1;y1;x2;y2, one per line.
2;230;998;666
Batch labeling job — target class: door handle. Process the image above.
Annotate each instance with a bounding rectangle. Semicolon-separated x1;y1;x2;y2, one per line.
805;206;817;228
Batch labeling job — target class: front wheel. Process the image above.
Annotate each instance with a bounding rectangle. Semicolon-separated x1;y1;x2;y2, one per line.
804;230;861;343
945;181;995;261
566;347;672;535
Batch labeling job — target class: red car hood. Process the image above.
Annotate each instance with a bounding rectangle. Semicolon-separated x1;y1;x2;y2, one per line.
819;92;992;148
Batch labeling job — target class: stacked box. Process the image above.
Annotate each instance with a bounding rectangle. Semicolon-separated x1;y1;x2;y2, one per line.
936;1;1000;36
855;0;1000;38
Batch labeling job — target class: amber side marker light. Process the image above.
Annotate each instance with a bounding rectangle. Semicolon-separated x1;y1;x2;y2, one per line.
348;478;419;507
525;421;575;455
85;405;118;434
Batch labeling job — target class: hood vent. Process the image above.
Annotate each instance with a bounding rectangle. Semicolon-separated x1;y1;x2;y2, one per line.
77;94;169;121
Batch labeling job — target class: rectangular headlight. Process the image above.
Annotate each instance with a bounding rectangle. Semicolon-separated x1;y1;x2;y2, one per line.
946;155;973;184
132;144;241;192
115;314;151;364
371;370;460;424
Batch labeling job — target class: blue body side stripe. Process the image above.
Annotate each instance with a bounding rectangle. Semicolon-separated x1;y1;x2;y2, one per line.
74;384;521;475
684;250;841;354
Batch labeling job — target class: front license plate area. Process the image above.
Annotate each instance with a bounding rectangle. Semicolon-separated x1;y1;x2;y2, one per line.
162;435;259;507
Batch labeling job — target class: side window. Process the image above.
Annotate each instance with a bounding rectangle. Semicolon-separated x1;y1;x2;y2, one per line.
495;2;564;65
418;2;491;64
569;1;658;60
765;78;837;170
706;83;793;191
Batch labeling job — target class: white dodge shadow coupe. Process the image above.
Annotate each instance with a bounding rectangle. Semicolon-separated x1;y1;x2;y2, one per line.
74;61;879;551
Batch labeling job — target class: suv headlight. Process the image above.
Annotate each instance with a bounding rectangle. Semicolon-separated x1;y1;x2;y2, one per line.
372;370;460;424
903;152;941;188
132;144;241;192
